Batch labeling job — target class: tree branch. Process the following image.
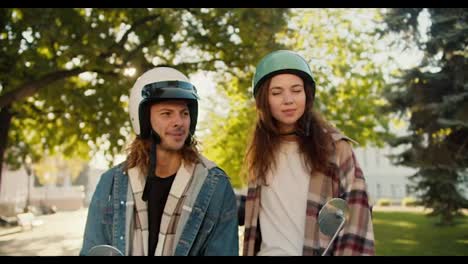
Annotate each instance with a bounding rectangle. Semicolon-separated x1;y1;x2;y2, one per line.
119;14;160;46
122;31;160;63
100;14;161;59
0;68;85;109
24;101;64;117
88;68;121;77
22;101;100;132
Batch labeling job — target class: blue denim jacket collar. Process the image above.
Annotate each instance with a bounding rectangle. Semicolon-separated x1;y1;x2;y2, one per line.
81;156;238;256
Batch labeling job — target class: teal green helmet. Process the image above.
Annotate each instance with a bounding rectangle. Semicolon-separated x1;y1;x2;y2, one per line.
252;50;315;98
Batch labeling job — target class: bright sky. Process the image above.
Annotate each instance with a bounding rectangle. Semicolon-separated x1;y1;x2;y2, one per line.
190;71;219;132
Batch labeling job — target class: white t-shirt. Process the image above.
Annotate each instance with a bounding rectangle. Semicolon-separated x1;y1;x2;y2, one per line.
257;140;311;256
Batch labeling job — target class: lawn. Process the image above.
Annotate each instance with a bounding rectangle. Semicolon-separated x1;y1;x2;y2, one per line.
373;211;468;256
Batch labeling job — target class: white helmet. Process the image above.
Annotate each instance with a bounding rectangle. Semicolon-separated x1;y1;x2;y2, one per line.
129;67;199;139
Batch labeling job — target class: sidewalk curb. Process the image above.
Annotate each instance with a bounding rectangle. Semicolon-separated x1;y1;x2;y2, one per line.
0;226;22;237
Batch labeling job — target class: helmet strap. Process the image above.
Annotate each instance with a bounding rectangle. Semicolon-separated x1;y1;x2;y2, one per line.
141;132;158;202
150;128;161;144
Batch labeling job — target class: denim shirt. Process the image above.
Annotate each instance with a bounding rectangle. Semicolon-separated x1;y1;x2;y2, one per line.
80;160;239;256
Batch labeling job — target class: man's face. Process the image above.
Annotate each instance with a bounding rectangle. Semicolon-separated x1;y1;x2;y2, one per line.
150;100;191;152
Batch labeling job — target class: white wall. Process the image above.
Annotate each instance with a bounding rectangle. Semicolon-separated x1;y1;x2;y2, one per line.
0;166;29;206
0;165;86;215
353;145;417;204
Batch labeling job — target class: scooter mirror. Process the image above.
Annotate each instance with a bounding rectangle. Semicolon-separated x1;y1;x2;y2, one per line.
318;198;349;256
87;245;124;256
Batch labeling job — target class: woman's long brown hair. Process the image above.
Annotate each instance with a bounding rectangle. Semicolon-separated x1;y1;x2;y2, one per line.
124;136;200;175
245;76;337;184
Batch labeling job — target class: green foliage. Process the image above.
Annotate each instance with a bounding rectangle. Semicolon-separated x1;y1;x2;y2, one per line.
198;10;290;187
382;8;468;225
0;8;290;175
280;9;392;147
202;9;393;188
201;81;257;188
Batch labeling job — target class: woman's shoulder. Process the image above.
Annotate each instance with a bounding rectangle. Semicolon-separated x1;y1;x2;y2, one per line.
334;139;353;158
325;129;357;160
325;128;358;145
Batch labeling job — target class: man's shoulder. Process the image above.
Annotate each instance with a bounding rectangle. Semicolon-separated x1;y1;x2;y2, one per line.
99;162;126;180
196;154;217;170
196;154;229;179
92;162;127;199
208;166;228;178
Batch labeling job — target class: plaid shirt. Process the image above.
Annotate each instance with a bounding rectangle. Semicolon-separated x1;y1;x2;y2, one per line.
128;159;195;256
243;132;375;256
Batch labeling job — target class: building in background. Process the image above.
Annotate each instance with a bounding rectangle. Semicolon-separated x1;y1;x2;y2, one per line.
0;162;100;217
354;144;417;205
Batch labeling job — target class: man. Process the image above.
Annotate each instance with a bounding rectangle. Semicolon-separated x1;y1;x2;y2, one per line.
80;67;239;256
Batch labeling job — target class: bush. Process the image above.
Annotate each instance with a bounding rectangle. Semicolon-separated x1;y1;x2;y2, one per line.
401;197;420;207
376;198;392;206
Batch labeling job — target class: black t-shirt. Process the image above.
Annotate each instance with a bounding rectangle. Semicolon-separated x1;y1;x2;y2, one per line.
147;173;176;256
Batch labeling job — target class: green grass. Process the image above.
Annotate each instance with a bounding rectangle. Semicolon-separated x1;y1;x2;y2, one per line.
373;211;468;256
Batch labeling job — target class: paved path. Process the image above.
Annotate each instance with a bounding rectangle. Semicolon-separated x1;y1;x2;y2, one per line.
2;205;460;256
0;208;88;256
0;208;244;256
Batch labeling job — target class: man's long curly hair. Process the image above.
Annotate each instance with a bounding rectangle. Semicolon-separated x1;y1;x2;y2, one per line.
124;136;200;175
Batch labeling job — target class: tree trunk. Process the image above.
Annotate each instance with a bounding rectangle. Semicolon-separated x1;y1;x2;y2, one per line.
0;68;85;109
0;68;85;190
24;162;33;213
0;104;13;191
441;203;454;226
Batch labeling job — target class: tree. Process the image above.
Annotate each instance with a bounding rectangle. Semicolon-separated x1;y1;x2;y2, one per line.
198;9;290;188
201;9;393;188
200;74;259;188
279;8;392;145
0;8;288;188
382;8;468;225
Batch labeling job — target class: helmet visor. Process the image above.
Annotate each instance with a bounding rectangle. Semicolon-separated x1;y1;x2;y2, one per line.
142;80;199;100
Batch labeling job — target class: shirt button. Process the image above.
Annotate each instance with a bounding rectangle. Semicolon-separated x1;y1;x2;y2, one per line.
120;236;124;240
120;201;125;205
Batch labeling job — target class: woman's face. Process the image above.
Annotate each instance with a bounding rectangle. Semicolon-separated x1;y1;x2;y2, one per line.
267;73;306;133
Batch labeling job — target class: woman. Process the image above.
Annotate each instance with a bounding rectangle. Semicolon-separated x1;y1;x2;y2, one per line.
243;50;375;256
